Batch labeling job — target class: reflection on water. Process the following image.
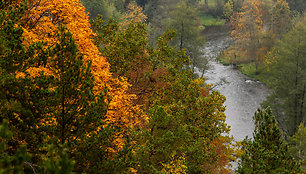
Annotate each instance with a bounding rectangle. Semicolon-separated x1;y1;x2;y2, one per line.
194;29;269;141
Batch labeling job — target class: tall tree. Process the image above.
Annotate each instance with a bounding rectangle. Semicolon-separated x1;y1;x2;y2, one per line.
92;11;235;173
1;0;140;172
237;108;301;173
286;0;306;13
230;0;265;70
0;0;50;157
272;0;291;38
223;0;234;22
81;0;122;20
264;16;306;135
168;0;205;71
21;0;147;149
288;123;306;171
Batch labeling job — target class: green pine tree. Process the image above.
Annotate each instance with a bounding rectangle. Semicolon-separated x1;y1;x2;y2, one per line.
0;0;51;159
237;108;301;173
0;2;117;172
264;17;306;135
288;123;306;171
1;119;75;174
0;119;30;173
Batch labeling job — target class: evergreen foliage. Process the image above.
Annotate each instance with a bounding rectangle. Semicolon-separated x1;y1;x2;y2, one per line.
288;123;306;171
264;17;306;135
81;0;123;20
0;119;75;174
168;0;206;71
92;13;234;173
4;0;302;173
237;108;301;173
0;1;120;173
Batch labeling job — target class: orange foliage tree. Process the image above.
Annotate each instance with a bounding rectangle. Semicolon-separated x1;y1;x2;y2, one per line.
92;12;236;173
20;0;147;149
230;0;265;69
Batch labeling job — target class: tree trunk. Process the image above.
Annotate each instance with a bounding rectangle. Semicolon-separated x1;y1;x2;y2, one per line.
180;21;184;50
300;84;305;123
294;39;300;131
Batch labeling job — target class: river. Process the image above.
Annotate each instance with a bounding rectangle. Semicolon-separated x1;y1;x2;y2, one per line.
194;26;270;141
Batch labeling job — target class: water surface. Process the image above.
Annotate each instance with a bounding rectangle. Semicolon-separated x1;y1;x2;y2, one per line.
194;28;270;141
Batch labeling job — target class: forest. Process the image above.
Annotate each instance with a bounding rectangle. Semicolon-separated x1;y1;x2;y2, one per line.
0;0;305;173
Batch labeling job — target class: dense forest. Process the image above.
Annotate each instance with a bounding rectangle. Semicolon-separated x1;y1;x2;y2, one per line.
0;0;305;173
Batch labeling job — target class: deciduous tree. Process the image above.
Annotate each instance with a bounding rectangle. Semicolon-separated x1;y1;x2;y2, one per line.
20;0;147;149
230;0;265;70
272;0;291;38
223;0;234;22
168;0;205;71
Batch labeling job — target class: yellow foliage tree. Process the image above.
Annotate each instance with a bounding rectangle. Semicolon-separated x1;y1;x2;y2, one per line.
230;0;265;70
119;2;147;29
21;0;146;150
161;154;188;174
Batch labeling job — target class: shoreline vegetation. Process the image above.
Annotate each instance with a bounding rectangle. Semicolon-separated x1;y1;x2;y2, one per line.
1;0;305;173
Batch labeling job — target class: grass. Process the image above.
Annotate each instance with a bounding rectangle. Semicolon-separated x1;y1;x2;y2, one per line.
237;62;269;84
199;0;217;7
217;54;268;83
217;55;232;66
240;63;257;78
199;14;225;27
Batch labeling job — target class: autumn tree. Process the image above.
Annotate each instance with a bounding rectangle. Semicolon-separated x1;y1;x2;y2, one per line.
40;26;119;173
0;0;51;158
1;0;143;172
119;1;147;28
0;2;114;171
0;3;74;173
271;0;291;38
237;108;301;173
264;17;305;135
223;0;234;22
92;9;235;173
20;0;147;151
230;0;265;70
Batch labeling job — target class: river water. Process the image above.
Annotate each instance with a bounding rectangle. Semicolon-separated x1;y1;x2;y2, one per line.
194;27;270;141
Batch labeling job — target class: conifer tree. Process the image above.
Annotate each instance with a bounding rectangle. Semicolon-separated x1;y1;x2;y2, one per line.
264;17;306;135
0;119;30;173
288;123;306;171
237;108;301;173
0;2;118;172
0;0;50;157
1;119;74;173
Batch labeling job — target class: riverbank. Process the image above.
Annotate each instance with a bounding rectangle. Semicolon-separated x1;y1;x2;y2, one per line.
218;52;272;87
213;27;270;85
195;26;270;142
